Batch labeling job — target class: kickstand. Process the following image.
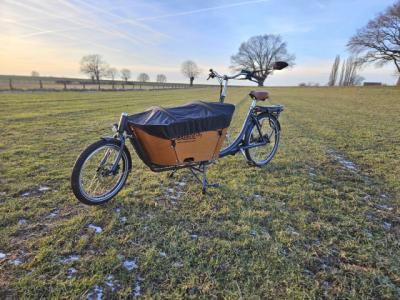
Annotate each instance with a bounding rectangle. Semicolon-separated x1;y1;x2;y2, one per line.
189;163;219;194
168;169;178;178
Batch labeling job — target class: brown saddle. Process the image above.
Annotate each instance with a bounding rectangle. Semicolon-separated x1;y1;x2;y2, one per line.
249;90;269;101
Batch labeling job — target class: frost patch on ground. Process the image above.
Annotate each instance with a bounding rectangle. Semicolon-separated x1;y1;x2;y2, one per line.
10;258;23;266
162;176;188;204
327;149;358;171
67;267;78;279
18;219;27;225
244;194;263;202
133;281;141;297
0;252;6;259
309;167;317;177
115;208;127;223
375;204;393;211
104;275;120;291
176;181;186;187
86;275;121;297
123;259;138;271
383;222;392;230
164;187;182;204
38;186;51;192
172;262;184;268
363;229;373;239
287;226;300;236
61;255;80;263
20;185;51;197
46;209;59;219
88;224;103;233
87;285;103;300
363;194;372;201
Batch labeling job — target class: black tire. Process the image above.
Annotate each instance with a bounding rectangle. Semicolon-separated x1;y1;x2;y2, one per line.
71;139;131;205
244;114;280;167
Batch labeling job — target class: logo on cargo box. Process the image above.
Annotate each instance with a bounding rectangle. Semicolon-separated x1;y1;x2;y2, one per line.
176;133;202;142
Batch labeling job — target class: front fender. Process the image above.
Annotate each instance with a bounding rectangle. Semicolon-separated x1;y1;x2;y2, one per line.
100;136;132;170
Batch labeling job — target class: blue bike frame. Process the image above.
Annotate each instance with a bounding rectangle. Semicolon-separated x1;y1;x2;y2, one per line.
216;74;270;158
219;99;271;158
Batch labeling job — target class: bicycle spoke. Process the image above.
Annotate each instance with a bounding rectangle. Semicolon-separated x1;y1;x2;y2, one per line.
87;173;99;191
92;179;101;195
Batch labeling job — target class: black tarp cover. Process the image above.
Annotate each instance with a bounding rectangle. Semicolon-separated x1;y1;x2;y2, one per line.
128;101;235;139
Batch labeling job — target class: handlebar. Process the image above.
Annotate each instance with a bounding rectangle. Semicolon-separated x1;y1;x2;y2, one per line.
207;61;288;82
207;69;253;81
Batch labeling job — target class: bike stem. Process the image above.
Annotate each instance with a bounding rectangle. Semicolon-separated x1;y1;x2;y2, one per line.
219;76;229;103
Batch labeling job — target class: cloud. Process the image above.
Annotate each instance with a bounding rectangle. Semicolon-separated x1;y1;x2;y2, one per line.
135;0;270;21
3;0;167;46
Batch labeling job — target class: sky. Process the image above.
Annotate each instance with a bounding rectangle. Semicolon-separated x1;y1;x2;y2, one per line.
0;0;398;85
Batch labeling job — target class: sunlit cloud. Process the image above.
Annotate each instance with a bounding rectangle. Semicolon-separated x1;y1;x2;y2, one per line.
2;0;170;47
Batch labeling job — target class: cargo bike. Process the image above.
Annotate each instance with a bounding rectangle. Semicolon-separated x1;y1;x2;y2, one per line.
71;62;288;205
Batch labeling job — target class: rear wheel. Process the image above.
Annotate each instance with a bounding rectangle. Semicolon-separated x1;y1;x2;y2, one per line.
71;139;131;205
244;114;280;166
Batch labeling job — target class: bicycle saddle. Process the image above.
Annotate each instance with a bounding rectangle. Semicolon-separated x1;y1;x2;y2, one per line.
249;90;269;101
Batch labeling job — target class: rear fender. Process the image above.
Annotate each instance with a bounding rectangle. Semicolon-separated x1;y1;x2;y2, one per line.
249;113;281;133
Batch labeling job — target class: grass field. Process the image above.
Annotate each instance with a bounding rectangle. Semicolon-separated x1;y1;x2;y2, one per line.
0;86;399;298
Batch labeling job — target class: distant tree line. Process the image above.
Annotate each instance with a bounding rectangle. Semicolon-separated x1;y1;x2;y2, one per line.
328;55;364;86
79;54;168;87
29;32;295;89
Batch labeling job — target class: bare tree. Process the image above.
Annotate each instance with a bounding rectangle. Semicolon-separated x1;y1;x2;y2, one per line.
31;70;40;77
181;60;201;86
137;73;150;82
231;34;295;86
338;60;346;86
106;67;118;89
348;1;400;83
80;54;109;82
156;74;167;83
328;55;340;86
120;68;131;82
344;57;362;86
337;56;362;86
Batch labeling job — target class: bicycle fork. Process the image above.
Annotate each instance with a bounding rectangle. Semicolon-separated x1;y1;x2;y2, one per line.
107;113;129;175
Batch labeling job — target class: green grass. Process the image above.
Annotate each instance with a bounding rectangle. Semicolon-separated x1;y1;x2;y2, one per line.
0;87;399;298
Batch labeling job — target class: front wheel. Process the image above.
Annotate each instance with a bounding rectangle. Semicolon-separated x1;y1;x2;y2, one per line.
71;139;131;205
244;114;280;167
